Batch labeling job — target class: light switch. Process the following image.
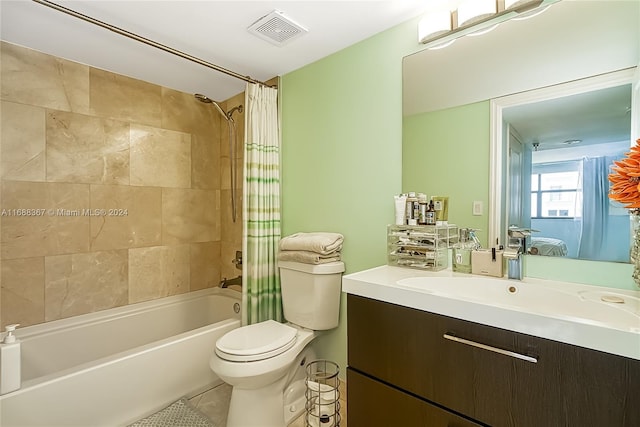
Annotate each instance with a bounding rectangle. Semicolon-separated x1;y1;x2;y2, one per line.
473;200;483;216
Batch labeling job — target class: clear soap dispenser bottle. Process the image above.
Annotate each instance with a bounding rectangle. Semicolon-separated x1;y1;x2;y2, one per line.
0;323;21;395
452;228;476;273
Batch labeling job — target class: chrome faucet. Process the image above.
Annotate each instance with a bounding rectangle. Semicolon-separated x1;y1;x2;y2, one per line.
504;227;531;280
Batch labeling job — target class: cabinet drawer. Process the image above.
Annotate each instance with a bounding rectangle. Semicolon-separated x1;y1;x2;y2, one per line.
347;368;483;427
347;294;640;427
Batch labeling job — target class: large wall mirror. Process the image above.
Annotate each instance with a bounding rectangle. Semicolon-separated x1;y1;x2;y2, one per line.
491;69;637;263
403;0;639;266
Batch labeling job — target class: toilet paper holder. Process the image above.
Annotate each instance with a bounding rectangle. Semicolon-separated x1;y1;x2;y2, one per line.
305;359;340;427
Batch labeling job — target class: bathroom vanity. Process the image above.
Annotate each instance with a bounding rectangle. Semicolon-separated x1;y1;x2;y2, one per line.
343;266;640;427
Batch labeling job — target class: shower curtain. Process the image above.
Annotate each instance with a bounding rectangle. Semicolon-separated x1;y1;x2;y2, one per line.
242;83;283;325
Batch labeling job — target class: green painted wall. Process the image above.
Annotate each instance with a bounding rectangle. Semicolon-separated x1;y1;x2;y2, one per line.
280;17;423;374
403;102;490;246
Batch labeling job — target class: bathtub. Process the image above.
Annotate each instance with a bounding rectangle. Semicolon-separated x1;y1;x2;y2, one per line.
0;287;241;426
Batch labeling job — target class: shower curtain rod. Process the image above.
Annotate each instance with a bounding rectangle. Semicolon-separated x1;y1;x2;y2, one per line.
32;0;269;86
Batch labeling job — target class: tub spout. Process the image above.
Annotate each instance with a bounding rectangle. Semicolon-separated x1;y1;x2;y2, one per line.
220;275;242;289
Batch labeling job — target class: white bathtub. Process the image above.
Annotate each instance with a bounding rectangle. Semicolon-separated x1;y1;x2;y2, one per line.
0;287;241;426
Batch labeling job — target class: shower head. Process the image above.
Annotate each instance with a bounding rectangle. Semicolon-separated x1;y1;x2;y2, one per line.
195;93;243;223
194;93;212;103
194;93;229;120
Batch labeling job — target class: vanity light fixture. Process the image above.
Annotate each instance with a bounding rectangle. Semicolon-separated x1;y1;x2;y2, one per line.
418;0;560;49
505;0;531;9
457;0;497;27
417;9;452;45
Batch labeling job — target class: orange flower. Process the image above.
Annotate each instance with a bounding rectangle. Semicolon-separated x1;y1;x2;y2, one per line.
609;139;640;208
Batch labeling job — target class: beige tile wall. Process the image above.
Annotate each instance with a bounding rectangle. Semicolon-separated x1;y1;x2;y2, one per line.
0;42;244;328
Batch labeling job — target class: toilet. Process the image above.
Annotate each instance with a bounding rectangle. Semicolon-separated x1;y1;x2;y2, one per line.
209;260;345;427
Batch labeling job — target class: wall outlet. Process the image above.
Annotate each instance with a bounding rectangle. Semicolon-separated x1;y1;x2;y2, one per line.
473;200;483;216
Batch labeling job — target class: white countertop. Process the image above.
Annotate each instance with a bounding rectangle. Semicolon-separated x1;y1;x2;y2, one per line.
342;265;640;360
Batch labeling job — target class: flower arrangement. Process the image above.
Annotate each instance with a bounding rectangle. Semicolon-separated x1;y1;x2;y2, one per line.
609;138;640;209
609;138;640;287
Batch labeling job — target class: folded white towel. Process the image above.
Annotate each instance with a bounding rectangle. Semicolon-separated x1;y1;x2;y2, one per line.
278;250;341;265
279;232;344;255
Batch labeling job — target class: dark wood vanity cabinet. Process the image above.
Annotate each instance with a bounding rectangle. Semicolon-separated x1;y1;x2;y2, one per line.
348;368;483;427
347;294;640;427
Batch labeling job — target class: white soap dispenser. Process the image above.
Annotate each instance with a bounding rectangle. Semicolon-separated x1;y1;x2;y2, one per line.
0;323;21;394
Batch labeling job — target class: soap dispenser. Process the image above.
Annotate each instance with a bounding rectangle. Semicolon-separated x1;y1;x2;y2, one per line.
0;324;21;395
452;229;477;273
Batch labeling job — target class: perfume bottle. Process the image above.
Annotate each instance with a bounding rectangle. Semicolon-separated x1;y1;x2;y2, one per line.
452;228;477;273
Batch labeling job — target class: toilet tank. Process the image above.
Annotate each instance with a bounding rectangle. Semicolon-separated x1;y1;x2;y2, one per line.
278;261;345;330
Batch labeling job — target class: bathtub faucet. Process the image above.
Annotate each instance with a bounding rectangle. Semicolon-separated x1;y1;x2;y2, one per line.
220;275;242;289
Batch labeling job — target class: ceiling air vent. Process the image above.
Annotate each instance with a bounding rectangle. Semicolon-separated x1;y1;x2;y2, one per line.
247;10;308;47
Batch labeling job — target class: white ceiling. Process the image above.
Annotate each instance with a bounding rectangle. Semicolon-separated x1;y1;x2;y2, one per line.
0;0;431;102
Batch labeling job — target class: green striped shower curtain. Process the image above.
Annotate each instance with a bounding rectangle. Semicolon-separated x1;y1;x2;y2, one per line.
242;83;283;325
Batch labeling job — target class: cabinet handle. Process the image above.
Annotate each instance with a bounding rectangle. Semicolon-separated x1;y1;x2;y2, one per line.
443;333;538;363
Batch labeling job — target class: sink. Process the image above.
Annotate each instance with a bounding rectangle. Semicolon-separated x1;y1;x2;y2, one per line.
396;276;640;331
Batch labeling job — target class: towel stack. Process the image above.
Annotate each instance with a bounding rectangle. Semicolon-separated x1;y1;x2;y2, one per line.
278;232;344;265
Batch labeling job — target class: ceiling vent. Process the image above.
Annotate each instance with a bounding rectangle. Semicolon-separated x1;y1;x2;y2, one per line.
247;10;308;47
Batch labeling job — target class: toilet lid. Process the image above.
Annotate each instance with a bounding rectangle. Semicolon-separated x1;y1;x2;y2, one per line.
215;320;298;362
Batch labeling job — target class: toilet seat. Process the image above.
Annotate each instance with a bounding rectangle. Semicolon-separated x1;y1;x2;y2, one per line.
215;320;298;362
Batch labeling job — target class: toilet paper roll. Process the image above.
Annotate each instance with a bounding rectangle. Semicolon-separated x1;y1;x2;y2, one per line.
307;413;335;427
306;380;339;426
309;397;336;420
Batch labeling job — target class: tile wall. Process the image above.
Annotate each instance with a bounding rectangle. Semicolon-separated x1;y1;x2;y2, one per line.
0;41;244;328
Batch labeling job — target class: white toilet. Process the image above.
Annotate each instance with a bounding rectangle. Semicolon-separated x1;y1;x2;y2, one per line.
209;260;345;427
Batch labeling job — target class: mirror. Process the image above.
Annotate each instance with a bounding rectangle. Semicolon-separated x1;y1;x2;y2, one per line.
402;0;639;264
491;71;634;262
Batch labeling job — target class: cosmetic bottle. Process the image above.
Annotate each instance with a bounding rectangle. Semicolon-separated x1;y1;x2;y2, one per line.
432;196;449;225
417;193;428;225
394;194;407;225
0;324;21;395
406;192;418;225
425;200;436;225
452;228;475;273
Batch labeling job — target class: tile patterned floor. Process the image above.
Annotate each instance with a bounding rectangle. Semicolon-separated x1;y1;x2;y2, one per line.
189;383;232;427
189;380;347;427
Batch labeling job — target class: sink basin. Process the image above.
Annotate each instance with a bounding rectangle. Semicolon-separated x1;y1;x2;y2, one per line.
396;276;640;331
